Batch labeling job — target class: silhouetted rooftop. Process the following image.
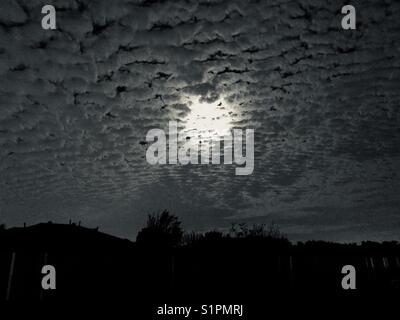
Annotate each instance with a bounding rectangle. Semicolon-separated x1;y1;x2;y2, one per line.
0;222;134;251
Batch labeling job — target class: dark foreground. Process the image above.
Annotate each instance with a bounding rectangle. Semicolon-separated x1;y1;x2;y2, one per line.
1;223;399;317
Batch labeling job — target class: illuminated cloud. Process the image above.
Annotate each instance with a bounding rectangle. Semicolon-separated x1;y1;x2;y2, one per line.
0;0;399;242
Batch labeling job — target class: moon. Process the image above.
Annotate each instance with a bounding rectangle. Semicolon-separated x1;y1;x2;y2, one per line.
182;96;236;144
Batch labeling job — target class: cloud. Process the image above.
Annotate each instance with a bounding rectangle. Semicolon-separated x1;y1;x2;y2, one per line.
0;0;399;242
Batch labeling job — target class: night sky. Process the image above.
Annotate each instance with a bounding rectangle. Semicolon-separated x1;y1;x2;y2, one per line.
0;0;399;242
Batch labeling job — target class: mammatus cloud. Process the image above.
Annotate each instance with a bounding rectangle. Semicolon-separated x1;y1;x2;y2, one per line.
0;0;399;242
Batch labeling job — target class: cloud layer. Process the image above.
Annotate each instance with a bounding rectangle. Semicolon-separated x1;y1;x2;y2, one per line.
0;0;399;242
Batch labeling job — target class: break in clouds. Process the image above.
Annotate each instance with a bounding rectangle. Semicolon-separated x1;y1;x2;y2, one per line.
0;0;399;242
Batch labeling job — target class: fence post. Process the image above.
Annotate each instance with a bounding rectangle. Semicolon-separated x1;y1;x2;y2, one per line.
382;257;389;269
6;252;16;301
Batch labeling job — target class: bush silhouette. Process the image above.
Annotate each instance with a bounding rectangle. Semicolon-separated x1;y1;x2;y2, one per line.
230;222;286;239
136;210;183;247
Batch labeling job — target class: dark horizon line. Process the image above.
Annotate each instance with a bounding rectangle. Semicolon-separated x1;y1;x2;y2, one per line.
1;221;400;247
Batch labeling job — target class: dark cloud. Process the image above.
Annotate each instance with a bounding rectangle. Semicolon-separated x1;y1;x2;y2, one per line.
0;0;399;242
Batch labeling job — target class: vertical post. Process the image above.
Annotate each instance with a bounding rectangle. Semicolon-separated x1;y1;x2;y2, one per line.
382;257;389;269
40;252;48;301
6;252;16;301
369;257;375;271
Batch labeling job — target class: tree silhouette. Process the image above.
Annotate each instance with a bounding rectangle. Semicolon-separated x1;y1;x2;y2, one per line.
136;210;183;247
230;222;288;242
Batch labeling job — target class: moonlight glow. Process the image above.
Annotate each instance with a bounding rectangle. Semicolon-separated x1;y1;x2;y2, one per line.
182;96;236;143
